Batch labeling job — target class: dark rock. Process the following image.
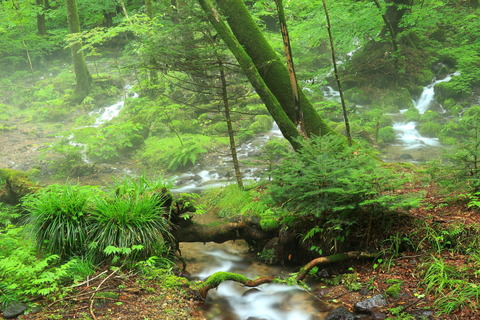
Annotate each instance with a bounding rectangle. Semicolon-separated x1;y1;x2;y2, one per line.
242;288;261;297
3;301;28;319
325;306;355;320
398;154;414;160
359;287;370;296
371;311;387;320
353;294;388;314
411;309;434;319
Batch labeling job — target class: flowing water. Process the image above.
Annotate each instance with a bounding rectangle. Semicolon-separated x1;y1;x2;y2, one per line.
65;74;458;319
180;241;333;320
323;72;460;162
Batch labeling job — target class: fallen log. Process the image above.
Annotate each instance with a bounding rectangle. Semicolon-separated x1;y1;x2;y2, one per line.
198;250;376;299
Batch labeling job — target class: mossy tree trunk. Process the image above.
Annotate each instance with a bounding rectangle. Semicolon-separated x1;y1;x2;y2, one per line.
210;0;333;138
65;0;92;103
197;0;302;150
35;0;47;36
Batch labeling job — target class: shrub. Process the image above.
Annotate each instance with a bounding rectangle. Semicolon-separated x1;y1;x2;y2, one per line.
22;184;100;258
378;126;396;144
88;177;173;263
267;135;419;252
418;121;442;137
137;134;226;171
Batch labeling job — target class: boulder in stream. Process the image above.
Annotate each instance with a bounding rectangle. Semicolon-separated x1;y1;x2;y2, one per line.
325;306;355;320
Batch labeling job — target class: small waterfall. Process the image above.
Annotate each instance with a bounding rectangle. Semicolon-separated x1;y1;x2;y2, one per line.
89;85;139;127
414;71;460;114
66;85;138;163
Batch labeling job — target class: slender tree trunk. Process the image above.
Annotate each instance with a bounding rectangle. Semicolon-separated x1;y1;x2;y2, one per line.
197;0;302;150
273;0;304;136
372;0;398;52
35;0;47;36
321;0;352;146
218;59;243;188
145;0;159;93
65;0;92;103
211;0;333;138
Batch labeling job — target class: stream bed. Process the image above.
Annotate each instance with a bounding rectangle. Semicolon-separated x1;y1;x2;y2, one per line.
180;240;334;320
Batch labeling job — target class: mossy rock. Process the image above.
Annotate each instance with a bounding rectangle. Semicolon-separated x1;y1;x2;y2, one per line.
248;115;273;134
435;78;472;101
344;87;372;106
371;88;413;111
417;69;435;86
418;121;442;137
385;282;403;299
0;169;39;204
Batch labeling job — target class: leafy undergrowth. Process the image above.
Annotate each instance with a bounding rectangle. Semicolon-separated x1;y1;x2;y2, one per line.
312;186;480;320
15;268;205;320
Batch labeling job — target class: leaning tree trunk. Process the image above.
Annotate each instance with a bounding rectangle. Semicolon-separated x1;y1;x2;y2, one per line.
198;0;302;150
212;0;333;138
65;0;92;103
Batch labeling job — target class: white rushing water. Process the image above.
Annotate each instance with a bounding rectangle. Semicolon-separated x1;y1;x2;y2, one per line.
67;85;138;163
195;247;324;320
322;72;459;158
171;122;285;193
414;71;460;114
89;85;139;127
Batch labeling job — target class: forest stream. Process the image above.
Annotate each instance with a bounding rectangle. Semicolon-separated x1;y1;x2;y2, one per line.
0;73;459;320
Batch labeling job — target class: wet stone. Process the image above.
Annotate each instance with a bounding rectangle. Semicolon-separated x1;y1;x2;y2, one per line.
353;294;387;314
325;306;355;320
3;301;28;319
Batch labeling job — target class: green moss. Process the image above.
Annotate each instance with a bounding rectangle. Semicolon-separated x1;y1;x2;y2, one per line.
385;282;403;299
204;272;249;288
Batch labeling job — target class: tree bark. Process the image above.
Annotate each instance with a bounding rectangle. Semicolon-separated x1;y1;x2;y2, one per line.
218;59;244;188
212;0;333;138
65;0;92;103
273;0;303;135
321;0;352;146
35;0;47;36
197;0;302;150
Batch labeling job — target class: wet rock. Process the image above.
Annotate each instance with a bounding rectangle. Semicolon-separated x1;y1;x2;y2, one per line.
353;294;387;314
411;309;434;319
359;287;370;296
3;301;28;319
370;311;387;320
398;154;414;160
325;306;354;320
242;288;261;297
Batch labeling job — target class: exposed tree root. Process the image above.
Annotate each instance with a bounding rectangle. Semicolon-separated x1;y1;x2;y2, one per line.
295;251;376;281
172;220;274;244
199;251;376;299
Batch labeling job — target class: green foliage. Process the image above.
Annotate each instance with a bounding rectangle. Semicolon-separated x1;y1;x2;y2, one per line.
438;106;480;192
22;184;100;258
378;126;396;144
385;282;403;299
41;137;92;178
88;177;173;263
0;222;94;305
86;121;144;162
421;256;462;295
268;135;412;216
138;135;224;171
